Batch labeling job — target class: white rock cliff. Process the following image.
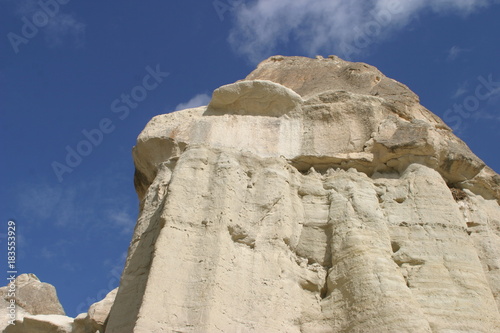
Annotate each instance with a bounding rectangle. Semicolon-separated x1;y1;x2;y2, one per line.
106;55;499;332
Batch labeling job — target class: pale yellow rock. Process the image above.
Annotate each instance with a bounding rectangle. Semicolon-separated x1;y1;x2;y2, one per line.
72;288;117;333
0;274;66;333
5;314;73;333
0;274;65;316
0;275;117;333
106;56;500;332
207;80;303;117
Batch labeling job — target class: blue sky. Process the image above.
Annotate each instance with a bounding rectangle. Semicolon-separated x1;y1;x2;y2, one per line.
1;0;499;318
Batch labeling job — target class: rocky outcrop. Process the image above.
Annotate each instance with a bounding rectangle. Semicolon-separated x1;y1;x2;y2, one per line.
1;274;115;333
0;274;65;317
132;56;499;206
104;55;500;332
1;274;66;332
5;315;74;333
73;288;117;333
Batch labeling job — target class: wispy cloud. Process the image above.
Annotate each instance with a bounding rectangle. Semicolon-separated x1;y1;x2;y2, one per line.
9;0;86;49
16;182;79;227
443;73;500;132
447;45;464;61
106;209;136;235
452;80;469;99
228;0;498;63
41;247;56;260
103;250;127;277
175;93;211;111
471;109;500;121
14;172;138;276
44;13;86;48
16;183;65;221
15;171;137;233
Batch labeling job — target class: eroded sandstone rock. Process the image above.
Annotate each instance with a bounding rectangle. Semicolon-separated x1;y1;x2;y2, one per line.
0;274;65;317
0;274;116;333
0;274;67;332
73;288;117;333
5;314;74;333
106;55;500;332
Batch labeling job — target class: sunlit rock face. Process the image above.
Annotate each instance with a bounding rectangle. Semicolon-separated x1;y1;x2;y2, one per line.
106;55;500;333
0;274;69;333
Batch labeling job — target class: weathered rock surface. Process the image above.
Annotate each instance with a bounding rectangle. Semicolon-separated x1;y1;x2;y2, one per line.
1;274;115;333
107;55;500;332
5;315;74;333
73;288;117;333
1;274;66;332
0;274;65;317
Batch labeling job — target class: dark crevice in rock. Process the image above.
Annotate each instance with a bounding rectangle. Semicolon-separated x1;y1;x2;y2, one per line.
133;166;150;204
227;225;255;249
393;197;406;204
398;221;467;233
391;241;401;253
320;272;329;299
449;186;467;201
323;225;333;270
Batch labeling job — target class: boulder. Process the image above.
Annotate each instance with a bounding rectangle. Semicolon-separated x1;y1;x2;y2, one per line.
5;314;73;333
0;274;65;332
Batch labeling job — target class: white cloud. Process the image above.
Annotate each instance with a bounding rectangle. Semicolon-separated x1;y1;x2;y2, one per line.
447;46;463;61
452;80;469;98
10;0;86;48
15;171;137;234
16;182;82;227
107;209;136;235
228;0;497;63
472;110;500;121
41;247;56;260
17;183;63;220
44;13;86;48
175;93;212;111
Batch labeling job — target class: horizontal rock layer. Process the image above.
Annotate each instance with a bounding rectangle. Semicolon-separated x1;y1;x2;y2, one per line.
107;56;500;332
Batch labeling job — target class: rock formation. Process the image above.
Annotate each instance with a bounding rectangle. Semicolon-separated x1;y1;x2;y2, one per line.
1;274;66;332
1;274;116;333
0;274;65;317
102;55;500;332
72;288;117;333
5;56;499;332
